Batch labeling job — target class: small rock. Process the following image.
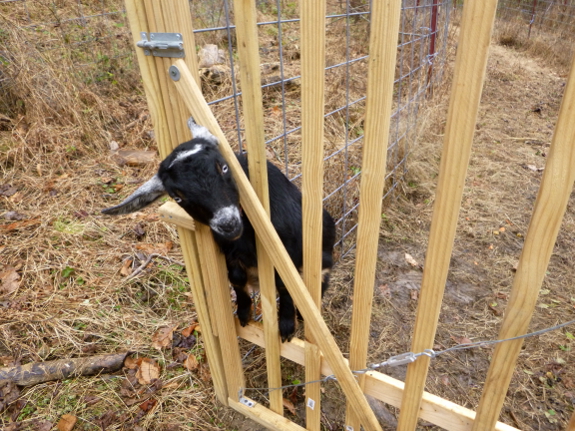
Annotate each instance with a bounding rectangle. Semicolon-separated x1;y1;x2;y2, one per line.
198;44;226;68
3;211;26;221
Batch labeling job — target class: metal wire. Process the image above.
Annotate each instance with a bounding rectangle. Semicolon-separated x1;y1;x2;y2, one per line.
3;0;453;260
241;318;575;396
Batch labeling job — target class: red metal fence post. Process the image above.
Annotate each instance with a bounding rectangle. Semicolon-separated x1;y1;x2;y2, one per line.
427;0;439;94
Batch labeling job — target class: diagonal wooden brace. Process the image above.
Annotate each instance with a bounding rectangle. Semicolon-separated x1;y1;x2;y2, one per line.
167;58;384;431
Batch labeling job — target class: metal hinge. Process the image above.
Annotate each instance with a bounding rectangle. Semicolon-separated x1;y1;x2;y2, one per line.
137;32;185;58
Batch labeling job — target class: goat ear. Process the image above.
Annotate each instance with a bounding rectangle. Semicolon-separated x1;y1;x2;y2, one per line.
102;174;165;215
187;116;218;146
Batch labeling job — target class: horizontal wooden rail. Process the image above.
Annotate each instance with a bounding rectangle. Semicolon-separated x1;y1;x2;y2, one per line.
236;322;518;431
158;204;519;431
168;59;383;431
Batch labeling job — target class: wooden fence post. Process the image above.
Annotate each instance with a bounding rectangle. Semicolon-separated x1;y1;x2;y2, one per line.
300;0;326;428
232;0;283;415
123;0;242;405
344;0;402;430
169;59;384;431
397;1;498;429
471;42;575;431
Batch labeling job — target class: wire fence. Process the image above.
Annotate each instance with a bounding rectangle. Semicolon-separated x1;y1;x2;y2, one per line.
498;0;575;38
1;0;453;259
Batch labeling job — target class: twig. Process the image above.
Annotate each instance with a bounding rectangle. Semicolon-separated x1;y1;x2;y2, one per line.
127;253;185;280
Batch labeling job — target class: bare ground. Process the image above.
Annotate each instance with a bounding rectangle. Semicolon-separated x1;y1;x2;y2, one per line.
1;16;575;431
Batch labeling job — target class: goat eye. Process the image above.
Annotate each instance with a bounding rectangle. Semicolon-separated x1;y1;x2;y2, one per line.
221;164;228;174
173;196;182;203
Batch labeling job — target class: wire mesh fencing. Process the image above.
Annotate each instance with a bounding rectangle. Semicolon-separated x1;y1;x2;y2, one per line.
498;0;575;38
1;0;453;259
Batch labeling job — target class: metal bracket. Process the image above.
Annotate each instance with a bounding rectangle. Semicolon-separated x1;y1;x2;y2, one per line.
137;32;184;58
239;397;256;408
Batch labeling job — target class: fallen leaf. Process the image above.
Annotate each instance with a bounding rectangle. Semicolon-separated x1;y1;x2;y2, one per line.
440;375;450;386
35;420;53;431
136;242;173;256
198;362;211;382
499;227;506;232
0;267;20;295
410;290;419;300
152;326;175;350
181;323;198;338
0;218;41;232
0;185;17;197
139;398;157;413
3;211;26;221
124;355;139;369
525;164;544;172
114;149;157;166
183;354;199;371
378;284;390;298
495;292;508;300
451;335;472;345
120;259;133;277
405;253;419;267
109;141;119;152
283;398;297;415
136;358;160;384
57;414;77;431
133;223;145;239
0;381;20;412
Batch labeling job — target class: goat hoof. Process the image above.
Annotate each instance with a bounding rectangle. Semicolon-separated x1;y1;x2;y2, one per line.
279;319;296;343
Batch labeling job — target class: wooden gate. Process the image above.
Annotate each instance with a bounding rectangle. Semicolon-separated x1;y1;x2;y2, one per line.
122;0;575;429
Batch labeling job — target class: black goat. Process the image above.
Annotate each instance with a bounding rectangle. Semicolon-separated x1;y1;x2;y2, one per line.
102;118;336;342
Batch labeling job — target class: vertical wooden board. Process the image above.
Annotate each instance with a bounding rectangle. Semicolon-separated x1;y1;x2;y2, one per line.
229;397;308;431
397;1;499;430
568;409;575;431
472;50;575;431
232;0;283;415
195;223;245;400
170;60;383;431
178;228;228;404
300;0;326;428
344;0;402;429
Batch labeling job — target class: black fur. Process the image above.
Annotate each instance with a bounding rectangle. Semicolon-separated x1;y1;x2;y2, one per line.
103;137;336;342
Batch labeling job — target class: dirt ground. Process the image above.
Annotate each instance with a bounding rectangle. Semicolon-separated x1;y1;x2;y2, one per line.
1;13;575;431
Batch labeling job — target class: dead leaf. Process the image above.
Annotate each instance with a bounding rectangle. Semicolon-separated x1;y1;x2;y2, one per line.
183;354;199;371
136;242;173;256
124;356;139;370
0;381;20;412
114;149;157;166
109;141;119;152
0;218;41;232
410;290;419;301
0;185;17;197
136;358;160;384
133;223;145;239
198;362;211;382
451;335;472;345
139;398;157;413
525;164;543;172
405;253;419;267
3;211;26;221
283;398;297;415
0;267;20;295
181;323;198;338
57;414;77;431
120;259;133;277
378;284;391;298
35;420;53;431
152;326;175;350
440;375;450;386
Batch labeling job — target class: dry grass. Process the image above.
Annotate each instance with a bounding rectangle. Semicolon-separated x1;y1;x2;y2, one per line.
2;2;575;431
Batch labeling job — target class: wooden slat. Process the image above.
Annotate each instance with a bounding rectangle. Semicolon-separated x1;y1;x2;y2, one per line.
229;397;307;431
158;202;196;231
344;0;402;429
300;0;326;428
169;59;383;431
124;0;230;405
472;47;575;431
178;228;228;404
568;409;575;431
195;223;246;401
236;322;519;431
397;1;499;429
232;0;283;415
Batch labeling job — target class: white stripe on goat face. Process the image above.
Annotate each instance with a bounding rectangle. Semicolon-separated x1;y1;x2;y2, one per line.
168;144;203;169
210;205;242;236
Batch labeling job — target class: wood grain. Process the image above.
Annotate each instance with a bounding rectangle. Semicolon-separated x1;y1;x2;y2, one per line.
344;0;402;429
170;59;383;431
232;0;283;415
472;45;575;431
397;1;498;429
